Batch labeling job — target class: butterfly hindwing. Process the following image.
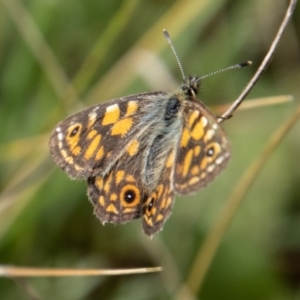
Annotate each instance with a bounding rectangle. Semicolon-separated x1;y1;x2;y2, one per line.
174;100;231;194
88;170;147;225
87;133;158;224
142;149;175;236
87;148;177;235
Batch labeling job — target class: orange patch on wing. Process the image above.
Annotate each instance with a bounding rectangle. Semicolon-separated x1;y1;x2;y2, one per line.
126;101;138;116
156;214;164;222
74;164;84;171
70;146;81;156
123;208;134;213
102;104;120;125
95;177;104;189
144;217;153;226
65;156;74;164
160;197;167;209
157;185;164;199
72;146;81;156
166;150;175;168
190;120;204;140
116;170;125;184
200;157;208;170
110;193;117;201
188;110;200;128
61;149;67;158
151;207;157;215
98;196;105;206
84;135;101;160
87;129;98;140
126;139;139;156
166;197;172;208
175;183;188;190
126;175;136;182
189;177;200;185
191;165;200;175
95;146;104;161
182;149;193;177
106;203;118;214
194;145;201;156
104;174;112;194
180;127;190;147
111;117;133;136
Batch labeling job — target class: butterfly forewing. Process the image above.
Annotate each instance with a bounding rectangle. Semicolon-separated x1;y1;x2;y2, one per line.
174;100;231;194
49;92;167;179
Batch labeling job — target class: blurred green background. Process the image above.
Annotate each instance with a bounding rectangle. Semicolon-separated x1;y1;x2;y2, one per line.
1;0;300;299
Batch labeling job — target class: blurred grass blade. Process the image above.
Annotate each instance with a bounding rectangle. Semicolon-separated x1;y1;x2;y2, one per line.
86;0;226;104
0;134;48;161
0;158;52;239
0;265;162;277
72;0;140;98
212;95;293;114
1;0;79;109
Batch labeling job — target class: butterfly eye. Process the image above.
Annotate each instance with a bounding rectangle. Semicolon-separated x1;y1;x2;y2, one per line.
120;185;141;208
207;147;215;157
165;98;180;120
123;189;136;204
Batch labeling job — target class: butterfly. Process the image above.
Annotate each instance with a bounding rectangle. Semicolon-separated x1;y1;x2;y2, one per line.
49;30;231;237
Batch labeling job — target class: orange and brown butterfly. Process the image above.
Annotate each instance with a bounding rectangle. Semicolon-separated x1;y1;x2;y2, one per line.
49;30;232;237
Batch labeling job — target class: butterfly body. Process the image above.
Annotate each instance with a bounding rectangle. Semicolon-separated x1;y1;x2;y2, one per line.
49;76;230;236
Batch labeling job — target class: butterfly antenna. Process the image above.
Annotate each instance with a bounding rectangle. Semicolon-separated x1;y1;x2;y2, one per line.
163;29;186;80
199;61;252;80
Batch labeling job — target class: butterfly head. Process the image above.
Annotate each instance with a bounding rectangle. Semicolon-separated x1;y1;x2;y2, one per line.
180;76;201;100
